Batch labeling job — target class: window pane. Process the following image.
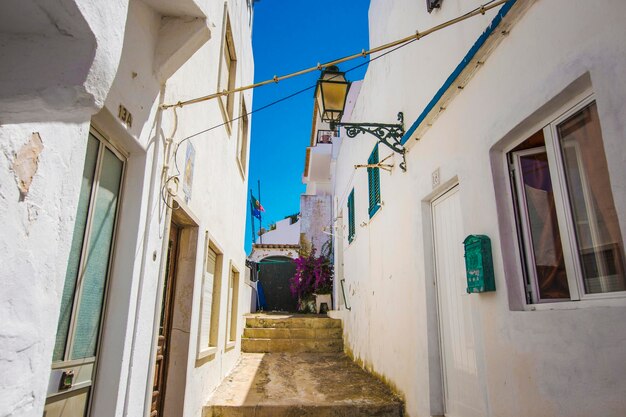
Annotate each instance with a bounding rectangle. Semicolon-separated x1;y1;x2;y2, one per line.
220;44;230;93
53;135;99;361
71;148;123;359
519;150;570;300
228;269;239;342
198;247;217;350
557;102;626;294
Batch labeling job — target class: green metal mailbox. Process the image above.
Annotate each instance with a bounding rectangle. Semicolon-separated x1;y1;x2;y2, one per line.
463;235;495;293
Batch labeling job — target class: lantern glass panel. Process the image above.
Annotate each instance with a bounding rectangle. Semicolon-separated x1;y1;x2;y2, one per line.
323;82;348;111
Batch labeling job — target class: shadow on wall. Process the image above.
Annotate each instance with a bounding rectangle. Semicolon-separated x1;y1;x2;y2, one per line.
0;0;103;124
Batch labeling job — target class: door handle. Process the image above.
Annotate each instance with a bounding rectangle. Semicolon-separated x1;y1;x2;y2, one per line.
59;370;74;390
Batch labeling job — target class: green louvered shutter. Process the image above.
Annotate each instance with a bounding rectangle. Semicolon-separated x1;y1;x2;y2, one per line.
347;189;355;243
367;145;381;217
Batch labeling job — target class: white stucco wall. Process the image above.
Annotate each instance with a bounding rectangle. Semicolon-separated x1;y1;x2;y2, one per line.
0;0;130;124
332;1;626;417
0;0;254;416
256;218;301;245
0;123;92;417
300;194;332;254
249;246;300;263
159;1;255;416
0;1;129;415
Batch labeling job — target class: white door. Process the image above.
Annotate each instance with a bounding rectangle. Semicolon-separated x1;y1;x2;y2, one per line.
432;186;486;417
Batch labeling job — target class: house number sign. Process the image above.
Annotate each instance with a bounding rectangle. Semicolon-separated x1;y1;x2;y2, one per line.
118;104;133;128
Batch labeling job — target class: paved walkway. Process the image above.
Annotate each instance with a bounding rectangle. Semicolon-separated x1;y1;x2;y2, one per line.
204;352;403;417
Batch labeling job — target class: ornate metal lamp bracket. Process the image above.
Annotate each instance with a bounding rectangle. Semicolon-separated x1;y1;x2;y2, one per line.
336;112;407;172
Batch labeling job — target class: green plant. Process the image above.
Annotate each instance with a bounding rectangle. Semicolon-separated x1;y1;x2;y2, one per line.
289;246;334;308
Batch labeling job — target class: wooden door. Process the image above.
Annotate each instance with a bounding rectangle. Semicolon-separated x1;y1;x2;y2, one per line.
151;223;180;417
432;186;486;417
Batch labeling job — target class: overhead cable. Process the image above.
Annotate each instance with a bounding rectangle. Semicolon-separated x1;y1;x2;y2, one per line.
160;0;504;206
160;0;505;110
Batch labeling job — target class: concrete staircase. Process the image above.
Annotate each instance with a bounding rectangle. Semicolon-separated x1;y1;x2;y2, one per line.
241;314;343;353
204;314;404;417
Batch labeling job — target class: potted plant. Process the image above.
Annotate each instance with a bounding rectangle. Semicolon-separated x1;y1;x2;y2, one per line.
289;245;334;314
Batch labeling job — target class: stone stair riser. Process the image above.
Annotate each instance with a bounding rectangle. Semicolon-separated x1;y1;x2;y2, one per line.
245;318;342;329
243;327;342;339
241;338;343;353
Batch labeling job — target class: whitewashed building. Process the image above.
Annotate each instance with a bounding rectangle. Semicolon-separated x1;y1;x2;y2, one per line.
330;1;626;417
0;1;254;417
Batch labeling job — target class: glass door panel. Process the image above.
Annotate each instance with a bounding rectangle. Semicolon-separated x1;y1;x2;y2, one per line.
53;136;99;362
71;148;123;359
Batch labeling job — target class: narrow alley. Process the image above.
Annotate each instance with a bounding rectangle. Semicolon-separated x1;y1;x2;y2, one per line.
2;1;626;417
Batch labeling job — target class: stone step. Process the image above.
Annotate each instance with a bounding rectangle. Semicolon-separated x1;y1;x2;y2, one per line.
243;327;343;340
206;403;403;417
245;315;342;329
204;353;403;417
241;337;343;353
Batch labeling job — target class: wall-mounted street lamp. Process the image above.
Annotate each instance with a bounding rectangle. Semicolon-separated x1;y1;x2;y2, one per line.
427;0;444;13
315;66;407;171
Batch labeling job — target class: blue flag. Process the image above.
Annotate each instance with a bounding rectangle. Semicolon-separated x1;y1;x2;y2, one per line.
251;194;264;219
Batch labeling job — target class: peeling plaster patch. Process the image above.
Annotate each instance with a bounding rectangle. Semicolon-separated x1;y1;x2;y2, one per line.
12;133;43;201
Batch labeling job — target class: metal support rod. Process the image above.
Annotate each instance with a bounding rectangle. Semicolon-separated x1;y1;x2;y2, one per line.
354;163;394;172
354;153;394;172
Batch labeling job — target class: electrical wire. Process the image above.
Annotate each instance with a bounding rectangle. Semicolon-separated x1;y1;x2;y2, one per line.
161;0;507;206
162;34;419;206
160;0;505;110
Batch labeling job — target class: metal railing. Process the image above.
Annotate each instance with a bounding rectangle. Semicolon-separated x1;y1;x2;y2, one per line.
316;129;338;145
340;279;351;311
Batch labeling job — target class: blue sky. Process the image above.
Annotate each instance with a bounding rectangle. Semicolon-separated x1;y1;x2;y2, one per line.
245;0;371;253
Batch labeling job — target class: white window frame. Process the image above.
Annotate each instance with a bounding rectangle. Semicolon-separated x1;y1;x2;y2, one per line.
236;96;249;178
196;231;224;360
507;93;626;305
225;262;240;349
217;4;237;133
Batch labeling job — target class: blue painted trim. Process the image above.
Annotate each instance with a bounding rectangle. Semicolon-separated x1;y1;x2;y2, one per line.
400;0;517;145
369;203;381;219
